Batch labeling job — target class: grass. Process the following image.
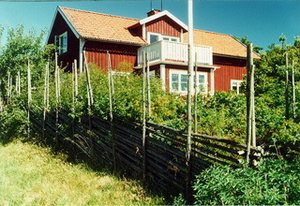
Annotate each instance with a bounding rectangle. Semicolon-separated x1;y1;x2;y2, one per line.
0;141;164;206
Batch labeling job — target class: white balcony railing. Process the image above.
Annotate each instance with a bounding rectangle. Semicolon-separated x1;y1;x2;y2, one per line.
137;40;213;65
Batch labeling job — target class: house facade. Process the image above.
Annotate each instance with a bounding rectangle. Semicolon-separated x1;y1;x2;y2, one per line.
47;7;260;95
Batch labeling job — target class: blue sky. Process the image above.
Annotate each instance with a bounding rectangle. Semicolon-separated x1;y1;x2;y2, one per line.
0;0;299;50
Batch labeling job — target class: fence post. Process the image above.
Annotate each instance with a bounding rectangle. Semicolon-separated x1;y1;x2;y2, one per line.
146;53;151;118
55;52;61;149
285;53;290;120
291;60;296;119
194;53;198;133
246;43;256;162
83;51;94;156
43;62;50;140
186;0;194;202
107;51;116;172
142;52;147;180
27;59;32;139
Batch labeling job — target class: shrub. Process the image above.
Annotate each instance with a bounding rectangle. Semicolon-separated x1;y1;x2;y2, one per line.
193;159;300;205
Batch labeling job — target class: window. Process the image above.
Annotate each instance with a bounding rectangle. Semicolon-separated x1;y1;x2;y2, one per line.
230;80;243;94
170;70;207;94
150;34;159;43
55;32;68;54
147;32;179;44
197;74;207;93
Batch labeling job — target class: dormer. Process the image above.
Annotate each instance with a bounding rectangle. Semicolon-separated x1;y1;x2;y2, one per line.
128;10;188;44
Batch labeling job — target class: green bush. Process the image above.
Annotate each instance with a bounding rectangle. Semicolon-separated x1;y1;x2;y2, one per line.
193;159;300;205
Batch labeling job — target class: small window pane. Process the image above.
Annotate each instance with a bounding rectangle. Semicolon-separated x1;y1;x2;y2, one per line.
171;38;177;42
181;83;187;91
163;37;169;41
199;75;205;83
150;34;159;43
172;74;179;82
181;74;187;83
172;83;179;90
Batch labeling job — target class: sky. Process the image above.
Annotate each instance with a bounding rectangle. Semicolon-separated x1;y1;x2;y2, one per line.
0;0;300;50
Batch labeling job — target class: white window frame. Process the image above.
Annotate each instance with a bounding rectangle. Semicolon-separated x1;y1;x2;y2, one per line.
169;70;208;95
230;80;243;94
147;32;180;44
55;32;68;55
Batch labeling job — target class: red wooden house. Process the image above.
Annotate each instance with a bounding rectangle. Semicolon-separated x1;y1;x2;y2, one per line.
47;7;260;95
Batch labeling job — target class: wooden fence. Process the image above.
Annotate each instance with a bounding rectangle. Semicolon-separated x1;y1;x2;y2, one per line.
28;104;262;195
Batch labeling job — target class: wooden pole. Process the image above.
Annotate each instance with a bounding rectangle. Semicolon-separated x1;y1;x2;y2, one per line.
7;71;11;104
142;52;147;180
55;52;60;147
291;60;296;119
194;53;198;133
74;59;78;101
251;64;256;147
146;53;151;118
107;51;116;172
43;63;50;139
186;0;194;201
285;53;290;120
246;43;253;163
27;59;32;139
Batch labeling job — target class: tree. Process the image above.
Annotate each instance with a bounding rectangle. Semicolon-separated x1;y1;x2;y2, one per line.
0;25;54;103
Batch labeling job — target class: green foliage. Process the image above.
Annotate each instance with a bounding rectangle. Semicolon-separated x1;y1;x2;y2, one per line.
193;159;300;205
0;106;27;144
0;25;54;103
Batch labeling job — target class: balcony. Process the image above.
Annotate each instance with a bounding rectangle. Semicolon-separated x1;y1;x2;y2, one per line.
137;40;213;66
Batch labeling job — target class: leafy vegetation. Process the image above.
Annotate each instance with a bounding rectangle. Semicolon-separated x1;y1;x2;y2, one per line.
0;141;164;205
193;159;300;205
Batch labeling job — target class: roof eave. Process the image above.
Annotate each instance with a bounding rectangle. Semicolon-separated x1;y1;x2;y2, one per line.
46;6;81;44
83;36;147;46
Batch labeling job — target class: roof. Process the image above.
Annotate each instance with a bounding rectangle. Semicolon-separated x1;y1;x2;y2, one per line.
53;7;260;59
183;29;260;59
60;7;146;45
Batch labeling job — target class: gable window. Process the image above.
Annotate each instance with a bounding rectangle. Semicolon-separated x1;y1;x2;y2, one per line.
150;34;160;43
147;32;179;44
170;70;207;94
55;32;68;55
230;80;243;94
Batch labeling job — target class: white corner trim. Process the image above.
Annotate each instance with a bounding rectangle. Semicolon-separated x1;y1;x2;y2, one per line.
58;7;80;38
210;68;215;95
160;64;166;90
46;6;80;44
79;38;86;73
140;10;188;31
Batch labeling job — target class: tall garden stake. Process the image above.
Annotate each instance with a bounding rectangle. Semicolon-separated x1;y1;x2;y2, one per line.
292;60;296;119
186;0;194;201
146;53;151;118
55;52;61;148
27;59;32;139
84;51;94;155
142;51;147;180
107;51;116;172
194;53;198;133
285;53;289;119
43;62;50;140
246;43;256;162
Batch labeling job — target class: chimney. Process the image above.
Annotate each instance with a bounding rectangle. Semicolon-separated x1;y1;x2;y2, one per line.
147;9;161;17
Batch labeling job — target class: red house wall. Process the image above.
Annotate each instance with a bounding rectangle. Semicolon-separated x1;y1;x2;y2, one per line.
47;12;79;71
146;16;182;37
214;56;247;91
84;41;139;72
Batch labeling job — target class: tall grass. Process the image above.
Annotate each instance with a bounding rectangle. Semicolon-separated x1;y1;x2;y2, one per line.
0;141;164;205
